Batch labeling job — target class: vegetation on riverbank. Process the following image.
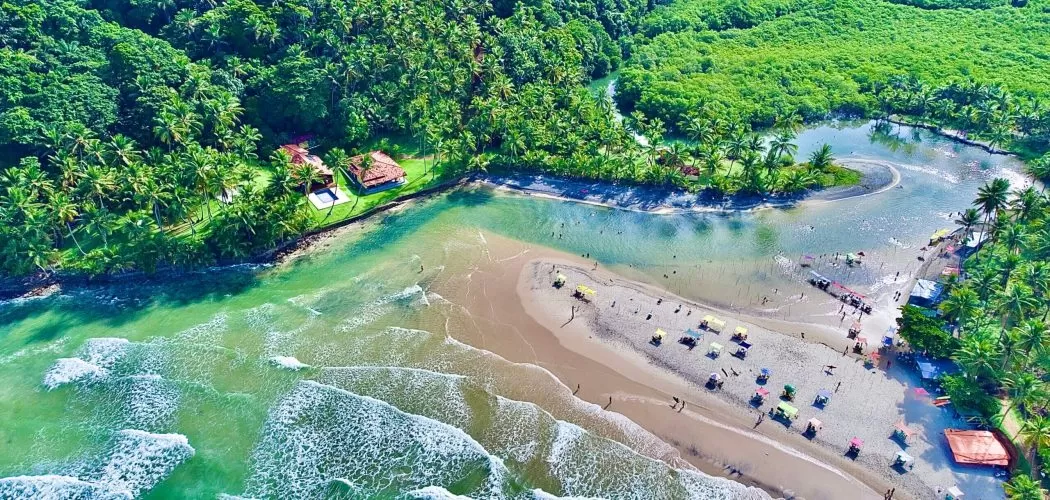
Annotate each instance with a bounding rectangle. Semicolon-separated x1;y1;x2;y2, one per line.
619;0;1050;157
897;178;1050;495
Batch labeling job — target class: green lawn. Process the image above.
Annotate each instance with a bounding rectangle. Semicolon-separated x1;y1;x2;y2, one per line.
309;157;445;226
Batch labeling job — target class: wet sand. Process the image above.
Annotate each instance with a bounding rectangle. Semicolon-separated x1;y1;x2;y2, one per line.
437;233;889;499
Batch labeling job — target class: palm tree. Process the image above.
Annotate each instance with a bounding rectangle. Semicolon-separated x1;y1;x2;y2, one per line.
972;178;1011;260
51;193;86;256
995;282;1036;331
955;208;981;241
1014;319;1049;361
1002;475;1045;500
768;129;798;162
1018;416;1050;481
291;162;322;197
808;144;834;173
954;334;1001;382
940;287;980;327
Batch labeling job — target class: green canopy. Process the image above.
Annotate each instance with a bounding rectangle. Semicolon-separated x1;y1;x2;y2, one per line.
777;402;799;419
784;384;796;393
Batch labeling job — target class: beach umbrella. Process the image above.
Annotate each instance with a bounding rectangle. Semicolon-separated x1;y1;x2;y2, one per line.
755;387;770;397
913;387;930;398
760;368;772;377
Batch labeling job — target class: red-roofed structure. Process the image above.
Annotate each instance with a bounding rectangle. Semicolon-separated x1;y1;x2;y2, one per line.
944;429;1013;467
346;151;407;193
281;144;334;188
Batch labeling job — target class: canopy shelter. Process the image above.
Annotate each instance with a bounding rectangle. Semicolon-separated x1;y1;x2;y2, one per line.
944;429;1012;467
917;361;941;380
894;450;914;466
849;321;862;334
867;352;881;364
554;274;567;286
908;279;944;308
575;285;596;296
849;437;864;449
701;315;726;332
709;372;722;382
775;402;799;419
832;282;866;299
806;418;823;432
947;486;965;499
913;387;930;398
929;228;952;245
894;421;916;441
882;335;894;347
755;387;770;398
759;368;772;377
708;342;724;356
733;326;748;340
855;336;868;345
845;252;862;265
684;329;702;339
653;329;667;340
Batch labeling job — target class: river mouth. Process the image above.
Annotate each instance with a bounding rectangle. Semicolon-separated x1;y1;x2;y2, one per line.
0;120;1027;498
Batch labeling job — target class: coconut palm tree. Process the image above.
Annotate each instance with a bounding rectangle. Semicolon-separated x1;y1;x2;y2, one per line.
1014;319;1049;361
940;287;980;327
1018;415;1050;481
954;334;1001;382
1003;475;1045;500
954;208;981;240
808;144;834;173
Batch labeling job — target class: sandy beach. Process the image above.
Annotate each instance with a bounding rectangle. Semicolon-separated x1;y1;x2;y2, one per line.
508;255;1004;500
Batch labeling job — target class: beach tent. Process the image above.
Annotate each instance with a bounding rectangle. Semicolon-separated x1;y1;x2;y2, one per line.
929;228;951;245
653;329;666;340
946;486;965;500
755;387;770;398
908;279;944;308
944;429;1012;467
806;418;822;433
701;316;726;332
894;421;916;442
776;402;799;419
685;329;702;339
917;361;941;380
733;326;748;340
708;342;724;356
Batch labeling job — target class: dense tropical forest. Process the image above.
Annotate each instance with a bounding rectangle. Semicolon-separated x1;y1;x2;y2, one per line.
619;0;1050;157
897;179;1050;498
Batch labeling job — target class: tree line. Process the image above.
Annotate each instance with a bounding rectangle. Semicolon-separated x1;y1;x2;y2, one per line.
897;178;1050;498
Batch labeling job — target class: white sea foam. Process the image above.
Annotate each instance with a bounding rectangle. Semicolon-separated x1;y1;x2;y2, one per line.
0;475;131;499
80;338;131;369
408;486;475;499
42;358;105;389
92;430;195;497
338;285;425;332
269;356;310;370
894;162;960;184
244;380;508;499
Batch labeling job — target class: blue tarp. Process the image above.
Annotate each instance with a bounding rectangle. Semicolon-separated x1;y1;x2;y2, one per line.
909;279;944;308
917;361;941;380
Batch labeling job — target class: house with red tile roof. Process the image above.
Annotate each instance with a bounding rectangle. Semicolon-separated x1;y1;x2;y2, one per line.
345;151;407;193
281;144;334;188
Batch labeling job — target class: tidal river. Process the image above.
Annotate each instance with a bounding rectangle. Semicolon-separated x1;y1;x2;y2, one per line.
0;122;1026;499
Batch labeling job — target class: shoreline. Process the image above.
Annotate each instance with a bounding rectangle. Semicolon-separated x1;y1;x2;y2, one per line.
480;158;898;215
509;256;1004;500
0;159;898;302
885;117;1014;156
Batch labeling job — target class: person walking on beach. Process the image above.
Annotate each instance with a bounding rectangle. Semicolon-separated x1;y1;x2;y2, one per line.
672;396;680;408
604;396;612;409
573;384;580;395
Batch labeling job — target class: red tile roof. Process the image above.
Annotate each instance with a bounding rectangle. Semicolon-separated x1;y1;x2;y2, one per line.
347;151;407;189
281;144;333;177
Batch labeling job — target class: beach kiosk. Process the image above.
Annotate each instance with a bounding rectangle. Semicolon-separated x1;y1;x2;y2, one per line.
701;315;726;333
757;368;771;382
554;274;567;288
732;326;749;341
708;342;724;358
805;418;823;436
782;384;796;401
815;389;832;407
651;329;667;346
774;402;799;421
893;421;916;444
574;285;596;303
753;387;770;404
848;437;863;456
893;451;914;470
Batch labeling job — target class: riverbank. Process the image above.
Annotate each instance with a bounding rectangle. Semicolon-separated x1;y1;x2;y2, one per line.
885;117;1013;156
512;257;1005;500
482;158;897;214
